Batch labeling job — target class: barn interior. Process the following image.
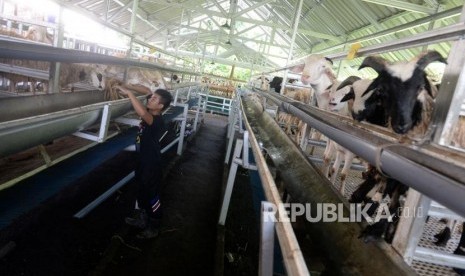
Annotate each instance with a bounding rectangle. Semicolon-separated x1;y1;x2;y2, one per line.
1;0;465;275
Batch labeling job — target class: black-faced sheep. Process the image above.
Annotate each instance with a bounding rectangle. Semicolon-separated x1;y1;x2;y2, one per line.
347;51;447;243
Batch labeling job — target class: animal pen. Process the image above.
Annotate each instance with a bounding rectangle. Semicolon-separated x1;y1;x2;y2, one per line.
1;1;465;276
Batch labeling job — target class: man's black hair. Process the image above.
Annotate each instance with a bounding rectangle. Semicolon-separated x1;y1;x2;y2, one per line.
154;89;173;111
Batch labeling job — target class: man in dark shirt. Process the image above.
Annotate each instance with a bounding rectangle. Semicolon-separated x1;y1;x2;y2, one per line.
116;85;173;239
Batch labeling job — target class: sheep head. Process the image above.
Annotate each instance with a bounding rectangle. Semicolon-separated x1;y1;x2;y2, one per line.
328;76;361;112
359;51;446;134
290;54;334;85
339;79;387;126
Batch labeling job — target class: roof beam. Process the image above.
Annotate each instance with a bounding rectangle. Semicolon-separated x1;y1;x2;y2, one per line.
170;49;272;70
359;0;437;15
237;16;342;42
348;0;383;30
232;0;275;18
161;25;290;50
149;6;341;42
109;0;133;21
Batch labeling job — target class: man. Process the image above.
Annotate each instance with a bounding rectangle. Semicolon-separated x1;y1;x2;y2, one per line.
116;85;173;239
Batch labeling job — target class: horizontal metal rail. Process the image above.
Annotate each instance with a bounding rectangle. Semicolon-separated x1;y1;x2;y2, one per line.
257;90;465;218
0;39;200;76
0;63;49;80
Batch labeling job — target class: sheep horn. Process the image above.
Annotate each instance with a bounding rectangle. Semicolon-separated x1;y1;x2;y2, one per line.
359;56;387;73
336;76;361;90
325;57;334;65
340;88;355;102
416;51;447;71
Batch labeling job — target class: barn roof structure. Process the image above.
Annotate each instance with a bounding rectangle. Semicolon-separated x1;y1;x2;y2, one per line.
49;0;464;77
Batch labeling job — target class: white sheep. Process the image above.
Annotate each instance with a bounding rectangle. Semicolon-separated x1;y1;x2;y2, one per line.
325;80;360;196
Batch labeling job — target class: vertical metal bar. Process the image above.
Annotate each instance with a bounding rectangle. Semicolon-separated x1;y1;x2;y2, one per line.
98;104;112;142
37;144;52;166
299;124;310;150
50;6;64;93
193;96;201;132
177;104;188;155
129;0;139;33
202;92;207;121
187;86;192;101
225;109;237;164
174;88;179;104
238;103;243;133
432;4;465;145
218;139;243;225
175;9;184;61
280;0;304;95
259;201;276;276
391;189;431;265
243;131;249;168
105;0;111;21
123;0;139;82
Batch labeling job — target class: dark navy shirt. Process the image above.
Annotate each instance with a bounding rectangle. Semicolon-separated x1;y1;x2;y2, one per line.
136;115;166;168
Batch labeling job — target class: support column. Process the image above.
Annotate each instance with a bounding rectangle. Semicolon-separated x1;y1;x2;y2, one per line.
280;0;304;95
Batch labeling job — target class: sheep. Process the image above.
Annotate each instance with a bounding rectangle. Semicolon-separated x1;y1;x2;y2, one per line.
24;25;53;45
259;75;270;91
352;50;448;243
291;54;336;111
269;76;283;93
321;76;361;195
358;51;445;136
275;86;312;140
288;55;338;155
340;78;388;127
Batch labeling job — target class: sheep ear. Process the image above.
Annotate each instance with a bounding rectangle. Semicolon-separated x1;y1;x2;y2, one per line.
359;56;387;73
325;57;334;65
336;76;361;90
416;51;447;71
341;89;355;102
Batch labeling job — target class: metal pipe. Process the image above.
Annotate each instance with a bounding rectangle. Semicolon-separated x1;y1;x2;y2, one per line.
257;90;465;218
0;40;200;76
241;94;416;275
74;171;135;218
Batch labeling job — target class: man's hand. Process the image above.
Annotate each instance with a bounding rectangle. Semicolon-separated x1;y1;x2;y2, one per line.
115;85;133;97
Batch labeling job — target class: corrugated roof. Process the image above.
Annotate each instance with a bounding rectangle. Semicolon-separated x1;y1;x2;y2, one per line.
13;0;465;75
